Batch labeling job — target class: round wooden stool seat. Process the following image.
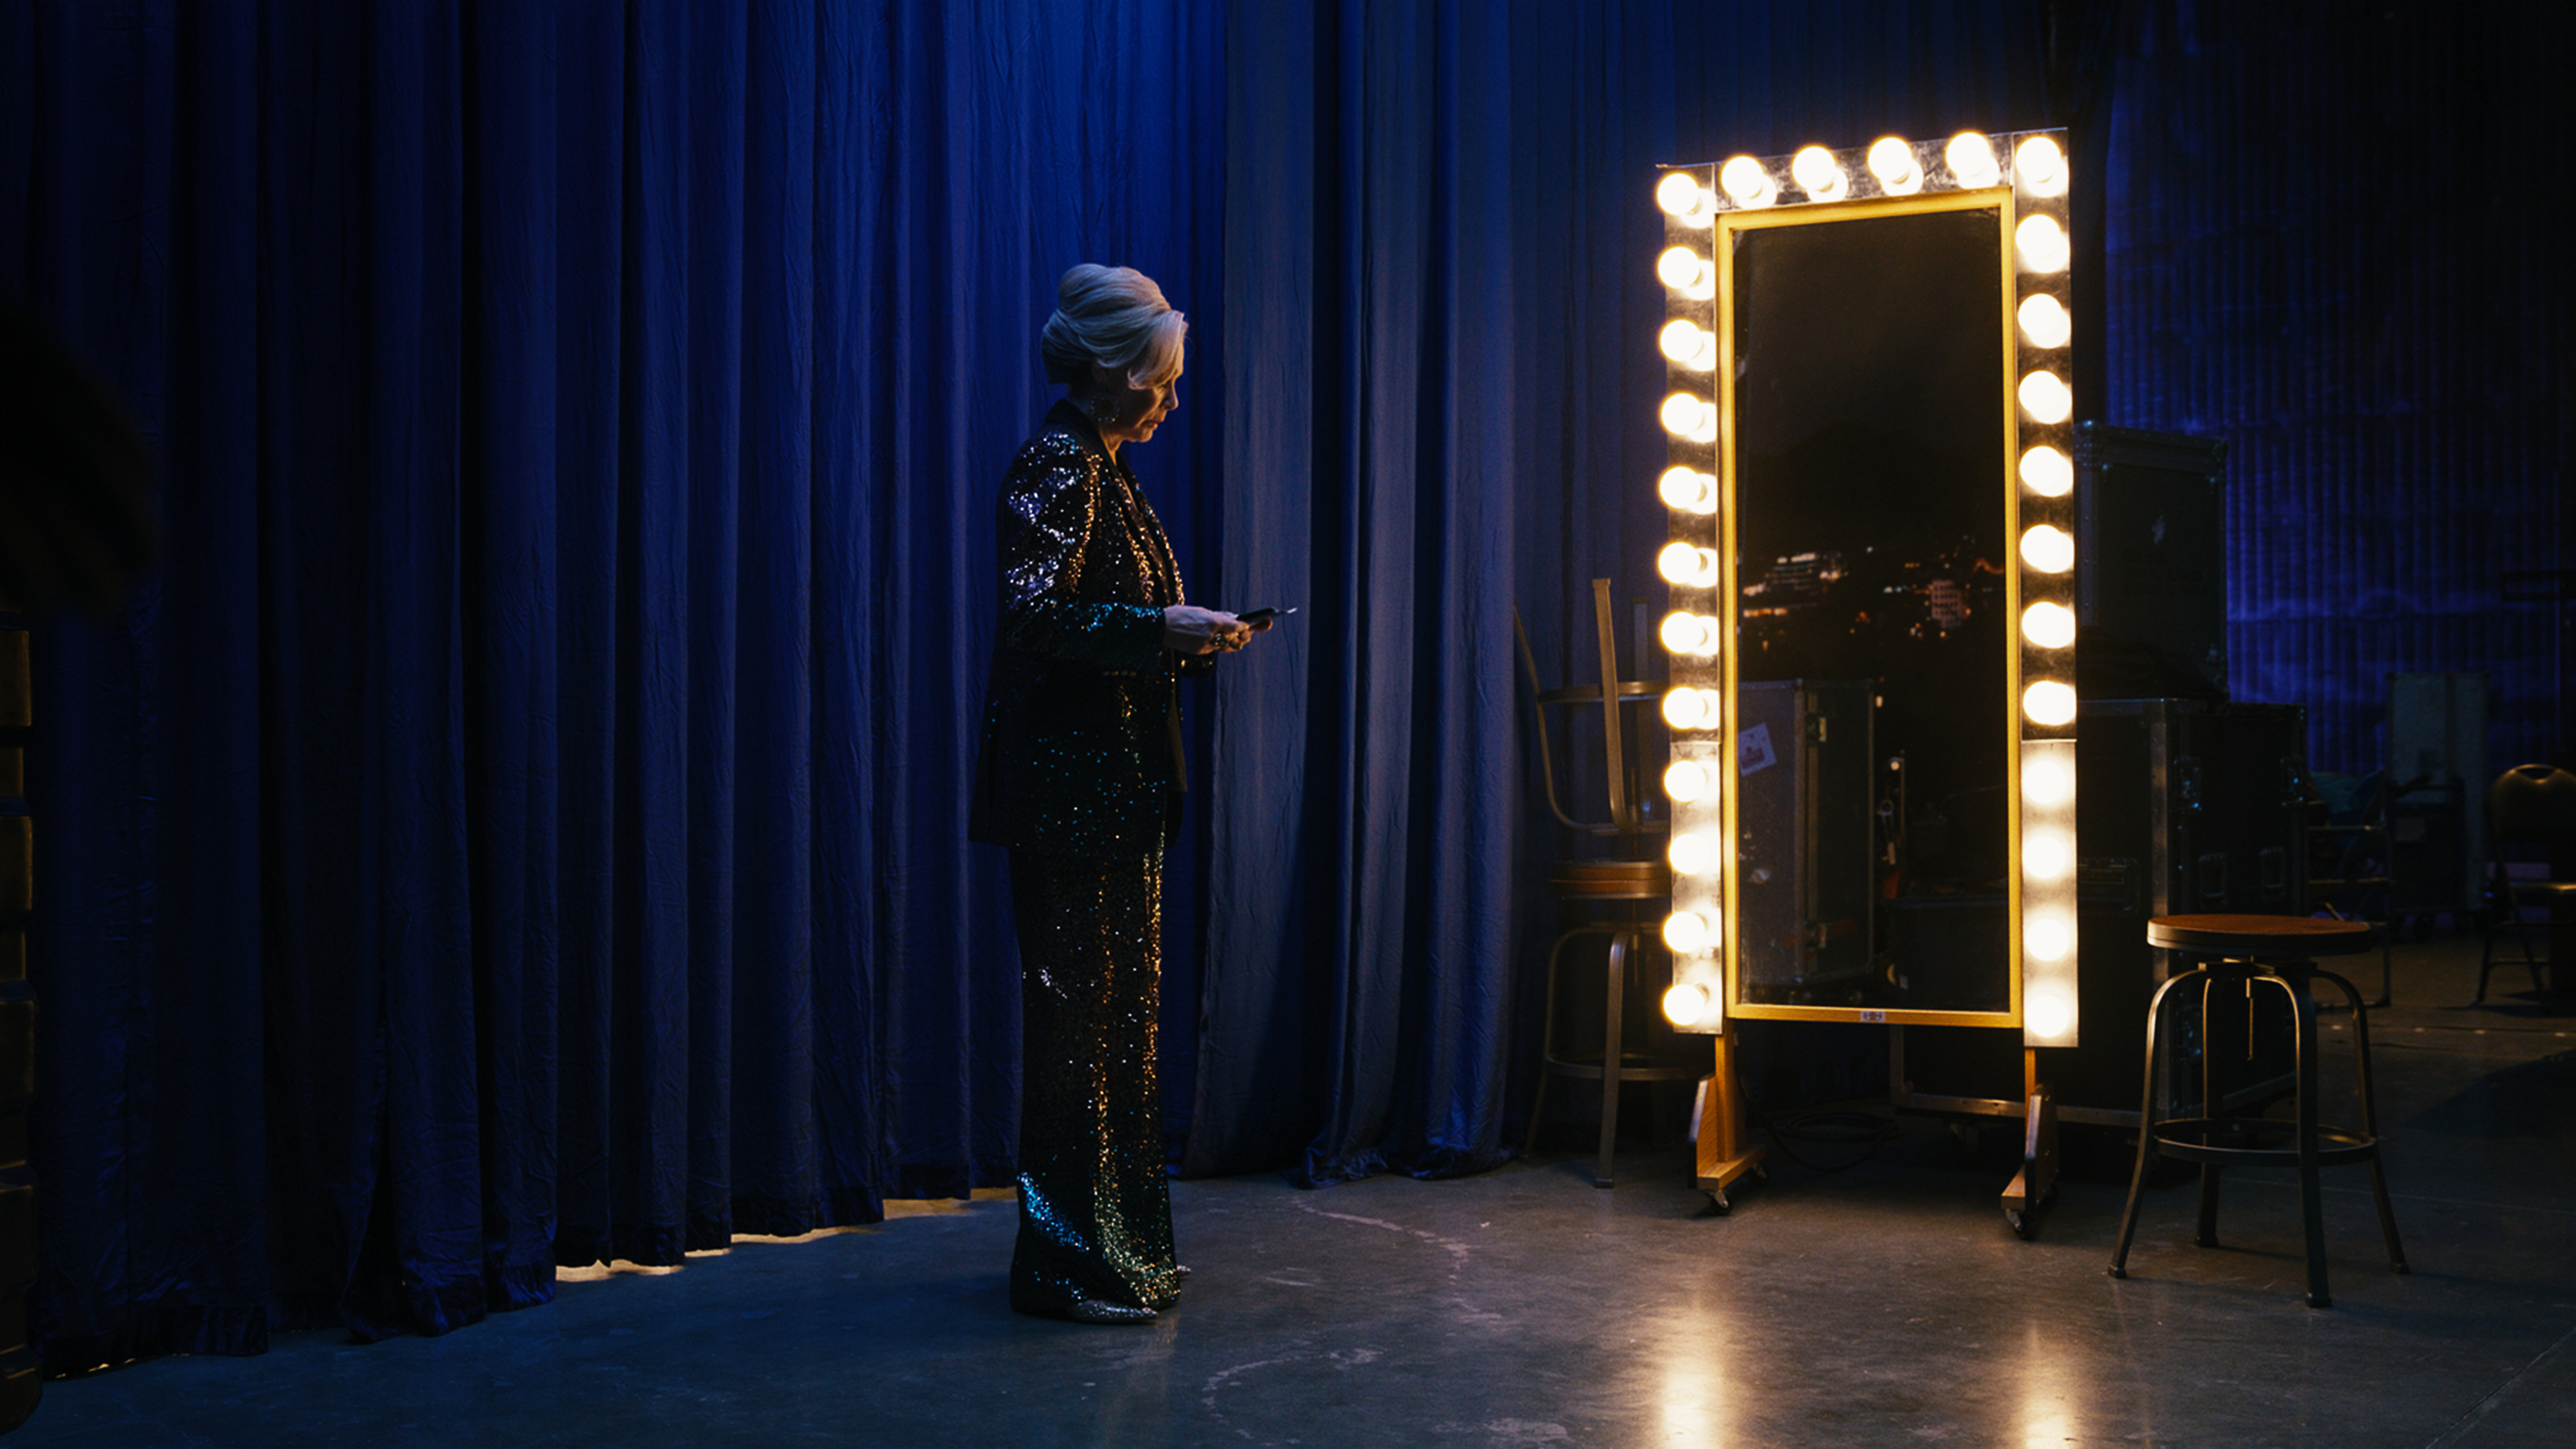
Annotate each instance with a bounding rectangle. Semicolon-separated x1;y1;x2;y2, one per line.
2145;913;2379;958
1547;858;1670;899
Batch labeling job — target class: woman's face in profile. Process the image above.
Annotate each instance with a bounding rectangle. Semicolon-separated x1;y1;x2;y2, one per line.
1093;353;1182;449
1126;369;1180;444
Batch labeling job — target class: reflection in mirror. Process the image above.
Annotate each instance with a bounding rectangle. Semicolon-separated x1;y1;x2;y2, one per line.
1729;204;2010;1014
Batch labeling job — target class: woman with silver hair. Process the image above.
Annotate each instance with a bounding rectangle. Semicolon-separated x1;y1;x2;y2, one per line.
968;263;1266;1323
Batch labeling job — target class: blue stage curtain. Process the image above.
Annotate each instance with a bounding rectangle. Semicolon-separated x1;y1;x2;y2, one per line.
1192;0;2045;1182
1192;0;1523;1187
5;0;1224;1366
2097;1;2574;772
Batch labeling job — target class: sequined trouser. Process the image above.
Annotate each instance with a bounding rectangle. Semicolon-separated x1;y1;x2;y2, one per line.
1006;848;1181;1318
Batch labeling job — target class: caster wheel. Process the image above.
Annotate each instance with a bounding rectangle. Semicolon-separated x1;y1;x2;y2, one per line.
2006;1208;2033;1240
1703;1189;1732;1216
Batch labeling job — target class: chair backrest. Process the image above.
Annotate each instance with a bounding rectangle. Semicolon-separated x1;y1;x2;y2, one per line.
2489;764;2576;844
1513;580;1651;847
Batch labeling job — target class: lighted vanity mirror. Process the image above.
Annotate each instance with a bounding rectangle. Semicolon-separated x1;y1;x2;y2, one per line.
1719;193;2023;1026
1652;133;2076;1042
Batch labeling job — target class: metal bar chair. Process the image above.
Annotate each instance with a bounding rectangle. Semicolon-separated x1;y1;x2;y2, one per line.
1517;581;1697;1187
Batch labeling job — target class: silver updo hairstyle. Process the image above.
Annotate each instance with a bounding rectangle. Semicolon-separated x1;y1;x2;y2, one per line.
1039;264;1187;389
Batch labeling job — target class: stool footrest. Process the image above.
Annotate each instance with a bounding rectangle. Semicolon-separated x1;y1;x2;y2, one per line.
2149;1115;2381;1168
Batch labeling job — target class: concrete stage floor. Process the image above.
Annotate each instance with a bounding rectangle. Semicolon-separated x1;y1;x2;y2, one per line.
15;935;2575;1447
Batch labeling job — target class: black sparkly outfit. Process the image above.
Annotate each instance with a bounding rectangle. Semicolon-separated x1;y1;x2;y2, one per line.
969;398;1199;1319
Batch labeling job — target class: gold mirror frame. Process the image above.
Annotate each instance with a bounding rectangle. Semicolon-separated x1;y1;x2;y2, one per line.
1715;186;2022;1028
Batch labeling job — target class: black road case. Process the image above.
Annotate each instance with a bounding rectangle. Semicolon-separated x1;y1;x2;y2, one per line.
1897;699;2308;1125
1733;680;1878;1006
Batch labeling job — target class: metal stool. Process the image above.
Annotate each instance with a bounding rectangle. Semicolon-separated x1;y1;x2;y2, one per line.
2109;914;2406;1307
1526;858;1701;1188
1514;581;1697;1189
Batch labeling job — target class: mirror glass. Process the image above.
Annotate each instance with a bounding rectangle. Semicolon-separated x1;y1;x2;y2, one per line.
1724;200;2016;1019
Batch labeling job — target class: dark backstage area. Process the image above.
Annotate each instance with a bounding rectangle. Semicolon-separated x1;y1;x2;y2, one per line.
0;1;2571;1445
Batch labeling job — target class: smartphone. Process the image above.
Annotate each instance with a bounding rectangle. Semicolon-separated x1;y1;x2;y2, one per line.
1237;606;1297;624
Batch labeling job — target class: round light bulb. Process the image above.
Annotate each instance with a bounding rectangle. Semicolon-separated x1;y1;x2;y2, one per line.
1664;759;1709;802
2017;293;2071;349
1790;145;1847;200
1660;391;1711;437
1946;131;1999;187
1718;155;1776;208
2021;755;2072;806
1657;543;1702;585
1662;687;1719;730
1658;467;1717;514
1656;246;1707;292
1866;136;1920;193
2020;601;2076;648
2014;136;2066;196
1659;321;1716;372
1659;609;1704;654
2018;370;2073;424
2015;214;2070;273
2019;524;2075;575
1662;983;1712;1027
1649;549;1710;590
2025;914;2072;963
1668;832;1715;877
2025;990;2073;1039
1663;911;1710;954
2022;679;2077;727
2019;445;2073;497
2023;830;2072;882
1656;172;1706;217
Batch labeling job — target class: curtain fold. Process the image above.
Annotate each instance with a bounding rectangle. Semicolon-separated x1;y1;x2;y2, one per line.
458;0;565;1318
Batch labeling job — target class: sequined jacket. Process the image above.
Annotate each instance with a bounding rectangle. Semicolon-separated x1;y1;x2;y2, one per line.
968;399;1205;858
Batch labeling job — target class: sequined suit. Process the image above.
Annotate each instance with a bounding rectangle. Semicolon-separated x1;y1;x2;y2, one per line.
970;398;1194;1318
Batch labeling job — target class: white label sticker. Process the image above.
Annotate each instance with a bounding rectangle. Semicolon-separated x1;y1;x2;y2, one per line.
1739;722;1777;775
